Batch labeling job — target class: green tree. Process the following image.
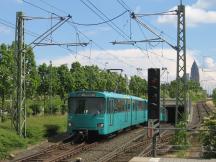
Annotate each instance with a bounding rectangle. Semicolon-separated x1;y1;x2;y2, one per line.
0;44;14;121
129;75;147;97
57;64;74;101
25;47;40;98
212;89;216;106
70;62;88;90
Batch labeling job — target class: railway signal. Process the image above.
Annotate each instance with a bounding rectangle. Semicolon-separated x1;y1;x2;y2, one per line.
148;68;160;120
148;68;160;157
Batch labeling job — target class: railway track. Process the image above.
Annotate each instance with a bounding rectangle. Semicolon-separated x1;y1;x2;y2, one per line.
14;142;97;162
96;129;173;162
13;125;173;162
189;101;212;129
197;102;212;122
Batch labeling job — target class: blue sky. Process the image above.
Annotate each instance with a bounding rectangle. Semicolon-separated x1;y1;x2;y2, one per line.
0;0;216;92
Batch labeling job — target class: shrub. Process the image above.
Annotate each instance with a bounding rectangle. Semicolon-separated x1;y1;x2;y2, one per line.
0;128;27;159
29;103;42;115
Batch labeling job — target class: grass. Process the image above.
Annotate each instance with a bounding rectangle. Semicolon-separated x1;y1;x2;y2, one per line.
0;115;67;159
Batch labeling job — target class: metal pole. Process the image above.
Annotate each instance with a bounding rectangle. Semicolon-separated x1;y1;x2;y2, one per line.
49;60;52;114
176;4;187;125
13;11;26;137
152;134;157;157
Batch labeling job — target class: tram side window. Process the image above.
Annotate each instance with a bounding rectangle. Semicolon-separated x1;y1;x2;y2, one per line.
138;101;143;110
127;100;130;111
114;99;125;112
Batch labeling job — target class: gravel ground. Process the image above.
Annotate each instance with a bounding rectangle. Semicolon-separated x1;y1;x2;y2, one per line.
11;133;69;162
68;126;146;162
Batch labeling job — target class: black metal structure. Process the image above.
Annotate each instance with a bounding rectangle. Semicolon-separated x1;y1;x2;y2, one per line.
148;68;160;119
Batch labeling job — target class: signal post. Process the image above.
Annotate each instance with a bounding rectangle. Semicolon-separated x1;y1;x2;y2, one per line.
147;68;160;157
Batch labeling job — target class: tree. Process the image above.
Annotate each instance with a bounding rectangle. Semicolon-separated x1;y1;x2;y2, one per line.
57;64;74;101
212;89;216;106
129;75;147;97
25;47;40;98
0;44;14;121
70;62;88;91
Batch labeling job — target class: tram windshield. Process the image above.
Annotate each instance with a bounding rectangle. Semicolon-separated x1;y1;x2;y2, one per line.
69;97;105;114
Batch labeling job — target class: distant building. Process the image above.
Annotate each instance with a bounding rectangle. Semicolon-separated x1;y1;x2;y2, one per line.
190;61;199;83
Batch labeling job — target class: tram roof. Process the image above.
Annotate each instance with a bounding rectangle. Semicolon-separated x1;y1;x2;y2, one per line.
69;91;147;101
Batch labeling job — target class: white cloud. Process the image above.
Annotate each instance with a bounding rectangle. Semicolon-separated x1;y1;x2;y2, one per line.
199;56;216;93
204;57;216;69
157;0;216;26
193;0;216;9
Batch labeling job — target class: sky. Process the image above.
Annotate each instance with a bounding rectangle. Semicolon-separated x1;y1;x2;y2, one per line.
0;0;216;93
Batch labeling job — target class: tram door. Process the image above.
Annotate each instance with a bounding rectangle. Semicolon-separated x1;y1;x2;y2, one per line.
134;101;137;120
125;100;129;122
109;99;114;126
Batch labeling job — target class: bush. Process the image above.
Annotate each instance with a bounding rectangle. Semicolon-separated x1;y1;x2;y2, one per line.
0;128;27;159
61;104;67;114
201;114;216;158
172;120;188;150
29;103;42;115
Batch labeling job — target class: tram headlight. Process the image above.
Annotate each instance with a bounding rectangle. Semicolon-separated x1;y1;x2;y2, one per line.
68;122;72;127
97;123;104;128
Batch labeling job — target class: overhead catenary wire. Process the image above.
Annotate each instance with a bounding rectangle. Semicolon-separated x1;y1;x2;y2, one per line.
115;0;170;68
117;0;132;12
80;1;176;65
16;1;97;61
71;10;128;26
80;0;164;67
21;0;173;72
80;0;130;40
0;17;98;66
116;1;177;62
39;0;129;26
131;12;177;50
29;16;71;48
25;0;147;70
134;10;177;17
22;0;60;17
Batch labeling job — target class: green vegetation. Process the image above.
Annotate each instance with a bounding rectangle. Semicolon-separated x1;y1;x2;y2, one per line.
201;88;216;158
212;89;216;106
172;119;189;150
167;79;206;102
0;42;207;159
201;115;216;158
0;115;66;159
0;42;206;119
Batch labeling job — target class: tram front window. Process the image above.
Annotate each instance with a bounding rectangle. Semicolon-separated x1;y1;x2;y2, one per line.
69;97;105;114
